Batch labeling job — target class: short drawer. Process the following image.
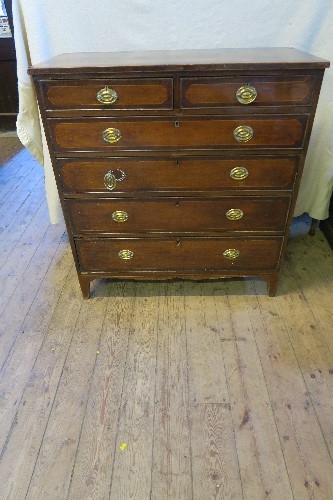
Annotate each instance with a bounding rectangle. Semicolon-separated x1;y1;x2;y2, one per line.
181;75;316;108
49;115;308;152
75;237;283;272
41;78;173;110
58;156;298;193
66;197;291;234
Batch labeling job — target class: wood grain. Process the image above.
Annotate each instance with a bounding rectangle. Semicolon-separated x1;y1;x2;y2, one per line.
50;116;307;152
181;75;315;107
58;157;298;194
184;281;229;405
213;280;294;499
245;286;333;499
191;403;242;499
67;197;290;234
68;282;136;499
44;78;172;109
108;283;160;499
25;296;109;498
151;282;192;500
0;267;82;499
28;48;330;75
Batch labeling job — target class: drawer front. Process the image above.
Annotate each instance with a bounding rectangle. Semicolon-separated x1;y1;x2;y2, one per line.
58;157;298;193
181;75;316;108
49;116;308;152
67;197;290;234
75;237;283;272
41;78;173;110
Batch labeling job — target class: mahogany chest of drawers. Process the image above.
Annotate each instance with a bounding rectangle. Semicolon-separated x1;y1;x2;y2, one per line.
29;48;329;298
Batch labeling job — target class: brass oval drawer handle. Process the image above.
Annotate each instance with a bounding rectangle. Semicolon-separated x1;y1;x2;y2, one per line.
236;84;257;104
230;167;249;180
112;210;128;223
102;128;122;144
118;249;134;260
233;125;254;143
226;208;244;220
97;86;118;105
104;169;126;191
223;248;240;260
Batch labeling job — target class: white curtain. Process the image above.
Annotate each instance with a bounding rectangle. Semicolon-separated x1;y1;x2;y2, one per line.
12;0;333;223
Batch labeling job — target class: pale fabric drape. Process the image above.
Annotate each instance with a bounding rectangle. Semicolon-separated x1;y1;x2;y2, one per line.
12;0;332;223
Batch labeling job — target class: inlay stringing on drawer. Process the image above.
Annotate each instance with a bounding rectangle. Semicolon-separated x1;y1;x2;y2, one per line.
180;75;316;108
48;115;308;151
57;157;299;194
42;78;174;110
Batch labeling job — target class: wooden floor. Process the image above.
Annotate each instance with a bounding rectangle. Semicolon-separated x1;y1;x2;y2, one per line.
1;135;333;500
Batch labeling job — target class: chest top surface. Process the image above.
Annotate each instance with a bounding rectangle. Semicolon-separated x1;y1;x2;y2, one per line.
28;48;330;75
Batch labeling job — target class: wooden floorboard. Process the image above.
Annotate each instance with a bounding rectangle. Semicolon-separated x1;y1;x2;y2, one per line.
68;282;136;499
245;288;333;499
0;199;51;315
109;283;160;500
0;267;82;499
152;283;191;500
214;281;294;499
1;137;333;499
25;296;109;499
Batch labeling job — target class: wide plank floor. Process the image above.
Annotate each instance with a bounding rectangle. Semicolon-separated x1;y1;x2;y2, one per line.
0;135;333;500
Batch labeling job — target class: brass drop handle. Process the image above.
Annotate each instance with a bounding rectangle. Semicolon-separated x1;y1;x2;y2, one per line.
233;125;254;143
102;128;122;144
230;167;249;180
118;249;134;260
112;210;128;223
223;249;240;260
96;86;118;104
236;84;257;104
226;208;244;220
104;169;126;191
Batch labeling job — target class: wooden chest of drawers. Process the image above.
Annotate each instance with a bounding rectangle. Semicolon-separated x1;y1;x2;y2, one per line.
29;48;329;298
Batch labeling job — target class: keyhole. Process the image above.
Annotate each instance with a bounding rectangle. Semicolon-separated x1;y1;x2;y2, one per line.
176;240;181;247
176;160;180;167
175;120;180;128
